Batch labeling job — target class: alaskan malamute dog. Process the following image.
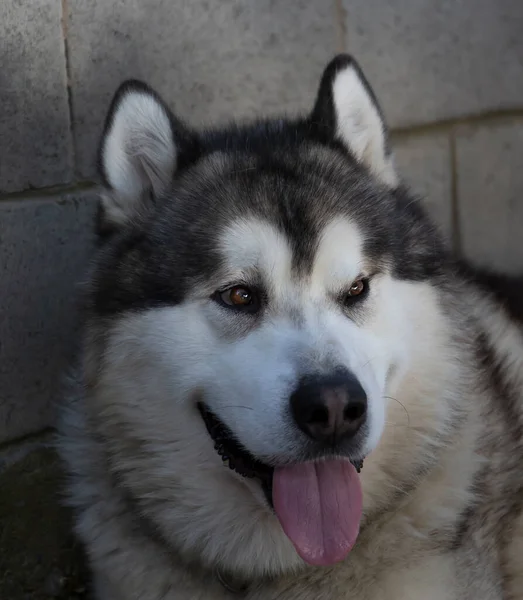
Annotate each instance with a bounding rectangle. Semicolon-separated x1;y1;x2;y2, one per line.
59;55;523;599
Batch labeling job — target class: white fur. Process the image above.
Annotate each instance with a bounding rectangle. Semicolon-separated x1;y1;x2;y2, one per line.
100;90;176;224
60;207;523;597
310;218;364;295
218;218;293;291
332;66;397;187
69;216;457;584
210;217;389;464
60;65;523;600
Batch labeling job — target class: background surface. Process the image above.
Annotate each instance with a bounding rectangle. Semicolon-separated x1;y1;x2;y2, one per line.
1;2;522;595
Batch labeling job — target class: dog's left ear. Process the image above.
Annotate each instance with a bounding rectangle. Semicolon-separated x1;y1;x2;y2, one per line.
310;55;397;188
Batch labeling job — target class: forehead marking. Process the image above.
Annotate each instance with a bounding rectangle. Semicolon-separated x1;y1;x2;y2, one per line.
218;218;292;290
218;217;364;301
311;218;364;293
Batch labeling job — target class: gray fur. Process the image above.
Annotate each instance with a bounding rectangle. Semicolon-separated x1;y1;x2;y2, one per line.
58;55;523;599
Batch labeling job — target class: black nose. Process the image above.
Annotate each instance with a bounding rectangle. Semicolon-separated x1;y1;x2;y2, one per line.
290;370;367;444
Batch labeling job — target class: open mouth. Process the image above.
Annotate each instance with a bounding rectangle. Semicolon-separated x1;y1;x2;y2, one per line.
198;402;366;566
198;402;364;507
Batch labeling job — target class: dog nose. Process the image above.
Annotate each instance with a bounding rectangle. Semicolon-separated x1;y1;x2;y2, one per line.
290;371;367;444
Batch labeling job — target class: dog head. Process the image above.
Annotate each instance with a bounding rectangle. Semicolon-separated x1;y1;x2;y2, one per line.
84;55;451;578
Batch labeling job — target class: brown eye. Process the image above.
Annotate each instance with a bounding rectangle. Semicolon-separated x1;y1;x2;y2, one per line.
214;285;261;313
348;279;365;297
342;278;369;308
223;286;253;306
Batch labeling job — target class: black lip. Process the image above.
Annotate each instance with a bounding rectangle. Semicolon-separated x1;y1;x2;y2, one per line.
198;402;364;508
198;402;275;505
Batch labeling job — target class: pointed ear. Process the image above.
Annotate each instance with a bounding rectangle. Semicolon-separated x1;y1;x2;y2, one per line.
97;80;194;228
310;55;397;188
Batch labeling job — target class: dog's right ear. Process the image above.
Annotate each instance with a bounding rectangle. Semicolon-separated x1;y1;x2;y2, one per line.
97;80;196;229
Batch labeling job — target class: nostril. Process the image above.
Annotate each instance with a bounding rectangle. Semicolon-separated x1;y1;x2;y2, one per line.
307;406;329;425
344;401;366;422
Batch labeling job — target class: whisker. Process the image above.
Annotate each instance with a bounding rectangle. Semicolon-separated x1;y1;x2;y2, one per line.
383;395;411;428
358;353;386;370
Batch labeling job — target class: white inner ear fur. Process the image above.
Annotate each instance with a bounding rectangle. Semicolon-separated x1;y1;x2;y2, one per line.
102;91;177;223
332;66;398;188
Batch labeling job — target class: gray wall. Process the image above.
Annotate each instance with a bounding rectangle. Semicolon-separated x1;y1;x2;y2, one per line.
1;0;523;448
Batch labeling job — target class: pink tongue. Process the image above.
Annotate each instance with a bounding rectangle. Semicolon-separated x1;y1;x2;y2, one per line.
272;459;362;566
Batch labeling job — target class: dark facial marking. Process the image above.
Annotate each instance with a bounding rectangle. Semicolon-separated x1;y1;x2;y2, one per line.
91;118;448;317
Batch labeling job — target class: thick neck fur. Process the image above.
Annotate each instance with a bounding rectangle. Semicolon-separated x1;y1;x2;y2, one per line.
58;270;523;600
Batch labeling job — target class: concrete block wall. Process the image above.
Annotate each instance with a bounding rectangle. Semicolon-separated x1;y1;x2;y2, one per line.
1;0;523;452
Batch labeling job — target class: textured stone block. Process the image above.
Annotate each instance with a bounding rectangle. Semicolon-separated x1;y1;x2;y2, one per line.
0;0;72;193
0;193;97;443
67;0;337;178
456;121;523;272
393;133;453;241
342;0;523;127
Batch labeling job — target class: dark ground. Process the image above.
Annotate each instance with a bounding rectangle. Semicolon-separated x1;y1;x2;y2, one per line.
0;448;89;599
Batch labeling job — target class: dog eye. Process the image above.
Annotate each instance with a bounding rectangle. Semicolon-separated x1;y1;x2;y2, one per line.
348;279;365;297
214;286;260;313
343;278;368;305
